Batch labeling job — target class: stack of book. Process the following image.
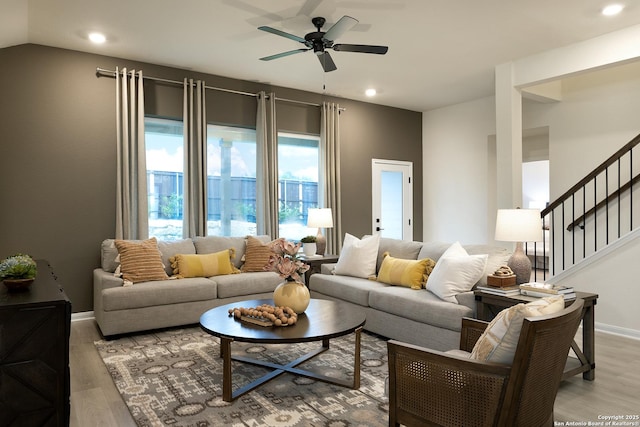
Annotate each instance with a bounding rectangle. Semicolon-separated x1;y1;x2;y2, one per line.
476;285;521;296
518;283;577;300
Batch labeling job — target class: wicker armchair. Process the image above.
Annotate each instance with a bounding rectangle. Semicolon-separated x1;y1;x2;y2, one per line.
387;298;584;427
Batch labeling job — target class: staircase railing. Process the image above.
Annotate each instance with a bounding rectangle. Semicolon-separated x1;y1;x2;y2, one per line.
530;133;640;281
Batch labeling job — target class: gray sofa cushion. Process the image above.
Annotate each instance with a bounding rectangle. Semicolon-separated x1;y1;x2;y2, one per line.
417;241;452;262
368;286;473;331
193;235;272;268
101;238;129;273
102;235;275;273
214;271;282;299
309;273;388;307
376;238;423;272
102;277;217;311
193;236;248;268
158;239;196;275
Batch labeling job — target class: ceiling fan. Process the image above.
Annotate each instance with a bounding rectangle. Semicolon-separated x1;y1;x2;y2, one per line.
258;16;388;72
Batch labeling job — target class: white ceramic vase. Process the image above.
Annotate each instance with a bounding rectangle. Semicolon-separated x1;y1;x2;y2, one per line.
273;280;311;314
303;243;317;257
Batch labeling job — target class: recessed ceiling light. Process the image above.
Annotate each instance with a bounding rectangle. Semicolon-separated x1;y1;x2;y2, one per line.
602;4;624;16
88;32;106;44
365;88;377;97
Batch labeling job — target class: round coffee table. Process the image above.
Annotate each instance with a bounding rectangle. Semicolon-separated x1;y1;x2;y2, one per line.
200;298;366;402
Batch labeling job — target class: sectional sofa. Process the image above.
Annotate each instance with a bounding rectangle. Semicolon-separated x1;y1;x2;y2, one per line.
309;238;511;351
94;235;510;351
93;235;283;337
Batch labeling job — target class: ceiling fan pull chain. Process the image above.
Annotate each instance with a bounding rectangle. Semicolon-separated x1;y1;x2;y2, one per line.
323;66;330;93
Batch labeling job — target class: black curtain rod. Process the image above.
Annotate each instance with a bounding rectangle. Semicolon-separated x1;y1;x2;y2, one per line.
96;67;344;111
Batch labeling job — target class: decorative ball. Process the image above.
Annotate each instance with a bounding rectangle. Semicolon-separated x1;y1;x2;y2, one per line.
228;303;298;327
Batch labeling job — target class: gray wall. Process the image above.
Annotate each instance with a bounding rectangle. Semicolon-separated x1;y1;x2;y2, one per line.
0;44;422;312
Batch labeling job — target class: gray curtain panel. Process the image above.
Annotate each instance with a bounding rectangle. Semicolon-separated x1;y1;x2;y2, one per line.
256;91;279;238
321;102;342;254
115;68;148;240
183;79;207;238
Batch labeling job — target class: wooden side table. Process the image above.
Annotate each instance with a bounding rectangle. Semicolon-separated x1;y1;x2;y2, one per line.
474;290;598;381
299;254;340;286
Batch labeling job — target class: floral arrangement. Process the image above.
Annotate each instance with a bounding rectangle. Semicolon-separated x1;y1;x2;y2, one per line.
265;239;310;282
0;253;37;280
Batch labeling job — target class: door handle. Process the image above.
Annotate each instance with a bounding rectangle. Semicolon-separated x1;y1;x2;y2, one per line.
376;227;385;231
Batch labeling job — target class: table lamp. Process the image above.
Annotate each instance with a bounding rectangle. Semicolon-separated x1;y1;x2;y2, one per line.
307;208;333;255
495;208;543;285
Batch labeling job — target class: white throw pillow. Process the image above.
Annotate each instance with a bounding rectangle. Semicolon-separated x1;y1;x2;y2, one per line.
441;241;468;258
470;295;564;364
333;233;381;279
426;242;488;303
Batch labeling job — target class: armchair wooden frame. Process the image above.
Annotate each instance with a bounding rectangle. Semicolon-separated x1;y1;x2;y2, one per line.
387;298;584;427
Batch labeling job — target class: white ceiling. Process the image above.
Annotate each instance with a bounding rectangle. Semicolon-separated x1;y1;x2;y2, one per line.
2;0;640;111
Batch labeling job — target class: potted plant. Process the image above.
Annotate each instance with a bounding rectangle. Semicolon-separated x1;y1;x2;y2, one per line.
300;235;317;257
0;253;37;291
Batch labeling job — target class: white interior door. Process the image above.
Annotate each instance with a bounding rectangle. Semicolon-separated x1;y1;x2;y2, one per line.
372;159;413;240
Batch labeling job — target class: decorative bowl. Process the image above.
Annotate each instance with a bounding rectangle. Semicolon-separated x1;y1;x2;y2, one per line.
3;278;35;291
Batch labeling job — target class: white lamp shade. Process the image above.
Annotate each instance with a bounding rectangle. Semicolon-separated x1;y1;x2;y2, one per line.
307;208;333;228
495;209;542;242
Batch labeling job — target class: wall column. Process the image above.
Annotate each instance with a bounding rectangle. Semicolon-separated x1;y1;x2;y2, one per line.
495;62;523;209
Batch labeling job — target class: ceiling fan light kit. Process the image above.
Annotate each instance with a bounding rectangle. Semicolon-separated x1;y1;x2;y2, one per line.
258;15;388;72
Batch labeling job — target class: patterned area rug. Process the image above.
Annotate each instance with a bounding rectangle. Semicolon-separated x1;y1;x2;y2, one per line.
94;326;389;426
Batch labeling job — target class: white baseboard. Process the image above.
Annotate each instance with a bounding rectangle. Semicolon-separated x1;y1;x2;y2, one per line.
595;322;640;341
71;311;95;322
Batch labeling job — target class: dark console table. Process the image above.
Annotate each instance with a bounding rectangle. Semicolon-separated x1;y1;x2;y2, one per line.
0;260;71;425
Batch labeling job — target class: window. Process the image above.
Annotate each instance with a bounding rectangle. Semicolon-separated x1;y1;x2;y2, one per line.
145;117;184;240
278;133;320;240
206;125;257;236
145;120;321;241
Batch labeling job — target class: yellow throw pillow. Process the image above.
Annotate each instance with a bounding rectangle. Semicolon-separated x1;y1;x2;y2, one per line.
376;252;436;290
170;250;239;278
241;236;283;272
114;238;169;284
470;295;564;364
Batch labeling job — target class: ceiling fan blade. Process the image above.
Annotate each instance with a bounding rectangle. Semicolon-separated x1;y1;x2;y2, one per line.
258;26;306;44
317;52;337;72
323;15;359;42
260;49;310;61
298;0;322;17
333;44;388;54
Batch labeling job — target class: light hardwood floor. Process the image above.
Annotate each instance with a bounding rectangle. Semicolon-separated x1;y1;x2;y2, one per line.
69;319;640;426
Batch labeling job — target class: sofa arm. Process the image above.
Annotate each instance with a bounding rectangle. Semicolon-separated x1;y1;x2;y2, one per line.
93;268;124;292
454;291;476;313
93;268;124;333
320;263;337;275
